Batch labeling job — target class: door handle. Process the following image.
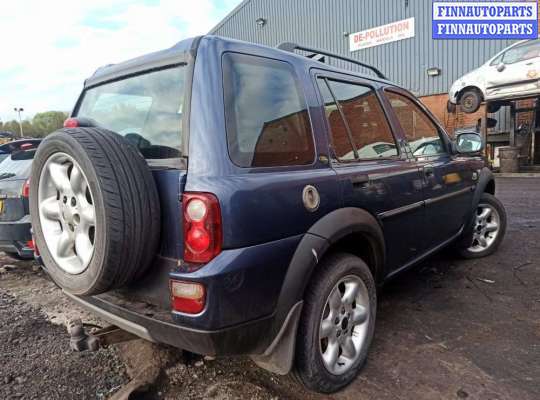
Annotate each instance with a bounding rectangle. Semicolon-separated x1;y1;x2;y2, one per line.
350;174;369;188
423;166;434;178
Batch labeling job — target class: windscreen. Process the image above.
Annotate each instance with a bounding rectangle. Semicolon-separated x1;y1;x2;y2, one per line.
76;65;186;159
0;149;36;180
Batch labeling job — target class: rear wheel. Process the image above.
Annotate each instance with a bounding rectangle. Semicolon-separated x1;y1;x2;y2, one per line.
459;89;482;114
458;193;506;259
30;127;160;295
294;253;376;393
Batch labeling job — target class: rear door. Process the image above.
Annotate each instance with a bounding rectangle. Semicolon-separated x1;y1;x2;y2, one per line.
486;39;540;99
384;89;475;249
313;71;426;272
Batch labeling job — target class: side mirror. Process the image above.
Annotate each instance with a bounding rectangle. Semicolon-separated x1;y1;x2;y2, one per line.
455;132;483;154
496;63;506;72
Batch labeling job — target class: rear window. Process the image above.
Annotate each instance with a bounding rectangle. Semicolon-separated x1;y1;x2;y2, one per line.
76;65;186;159
223;53;315;168
0;150;35;180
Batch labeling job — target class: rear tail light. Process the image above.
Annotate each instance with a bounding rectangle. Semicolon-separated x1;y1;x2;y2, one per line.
26;240;34;250
182;193;222;264
63;117;79;128
170;280;206;314
22;178;30;198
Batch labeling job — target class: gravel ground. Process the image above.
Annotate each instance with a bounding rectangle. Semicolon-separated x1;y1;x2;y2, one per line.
0;288;127;399
0;177;538;400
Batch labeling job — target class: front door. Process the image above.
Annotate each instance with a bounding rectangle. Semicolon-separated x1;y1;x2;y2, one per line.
314;72;426;271
384;90;475;249
486;39;540;99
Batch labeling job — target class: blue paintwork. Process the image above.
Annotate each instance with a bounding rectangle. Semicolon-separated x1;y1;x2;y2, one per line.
93;36;485;336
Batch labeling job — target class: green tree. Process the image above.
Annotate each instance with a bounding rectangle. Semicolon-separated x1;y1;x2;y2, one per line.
32;111;68;137
1;120;20;137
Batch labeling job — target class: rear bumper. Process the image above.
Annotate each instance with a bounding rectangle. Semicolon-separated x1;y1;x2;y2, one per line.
0;214;32;258
66;291;274;356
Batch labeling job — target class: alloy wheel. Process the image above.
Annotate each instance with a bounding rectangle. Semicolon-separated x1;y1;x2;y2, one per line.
38;152;96;274
319;275;370;375
467;202;500;253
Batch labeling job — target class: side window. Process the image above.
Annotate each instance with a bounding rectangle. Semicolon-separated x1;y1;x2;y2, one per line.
385;91;446;157
317;78;398;161
222;53;315;168
502;40;540;65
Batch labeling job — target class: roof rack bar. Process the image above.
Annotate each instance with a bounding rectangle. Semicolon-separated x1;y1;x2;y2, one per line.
277;42;387;80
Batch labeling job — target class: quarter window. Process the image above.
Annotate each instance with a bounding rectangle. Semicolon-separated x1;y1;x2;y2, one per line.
386;92;446;157
317;78;398;161
223;53;315;168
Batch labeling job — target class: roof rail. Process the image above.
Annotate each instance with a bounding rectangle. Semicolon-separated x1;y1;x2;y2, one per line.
276;42;387;80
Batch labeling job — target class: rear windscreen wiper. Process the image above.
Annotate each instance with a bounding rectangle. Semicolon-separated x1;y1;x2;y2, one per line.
0;173;16;180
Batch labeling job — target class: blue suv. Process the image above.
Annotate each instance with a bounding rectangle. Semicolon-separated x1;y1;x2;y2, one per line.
29;36;506;393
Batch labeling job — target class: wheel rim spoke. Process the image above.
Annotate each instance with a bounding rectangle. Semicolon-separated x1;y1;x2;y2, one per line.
40;196;61;222
48;162;71;192
341;336;357;359
69;164;85;196
351;306;368;326
342;281;360;305
56;231;74;258
478;207;491;220
328;287;342;313
75;228;93;266
80;205;96;227
322;340;340;371
478;235;488;248
320;320;334;339
485;222;498;233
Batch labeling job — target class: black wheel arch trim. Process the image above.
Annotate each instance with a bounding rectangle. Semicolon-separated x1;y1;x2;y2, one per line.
457;167;495;247
473;167;495;211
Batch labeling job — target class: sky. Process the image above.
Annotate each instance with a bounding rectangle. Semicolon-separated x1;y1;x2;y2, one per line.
0;0;240;123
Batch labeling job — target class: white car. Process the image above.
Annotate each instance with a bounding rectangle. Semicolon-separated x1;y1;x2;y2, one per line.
448;39;540;114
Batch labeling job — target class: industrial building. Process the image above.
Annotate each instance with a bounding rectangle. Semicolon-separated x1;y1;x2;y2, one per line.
210;0;540;167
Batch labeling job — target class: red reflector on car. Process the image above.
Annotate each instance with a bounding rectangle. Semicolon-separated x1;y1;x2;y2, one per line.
26;240;34;250
182;193;222;264
63;118;79;128
170;280;206;314
22;178;30;198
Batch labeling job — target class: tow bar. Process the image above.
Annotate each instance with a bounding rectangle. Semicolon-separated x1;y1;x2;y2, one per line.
67;318;138;352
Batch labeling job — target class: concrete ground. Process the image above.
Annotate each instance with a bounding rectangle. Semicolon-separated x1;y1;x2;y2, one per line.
0;177;538;400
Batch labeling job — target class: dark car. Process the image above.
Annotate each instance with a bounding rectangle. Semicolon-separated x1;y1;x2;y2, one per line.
0;139;41;259
29;36;506;393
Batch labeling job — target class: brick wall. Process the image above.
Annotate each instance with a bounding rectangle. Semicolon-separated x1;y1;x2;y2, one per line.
419;94;487;135
419;94;535;136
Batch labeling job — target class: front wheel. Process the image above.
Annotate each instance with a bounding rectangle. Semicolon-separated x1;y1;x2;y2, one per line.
459;89;482;114
458;193;507;259
293;253;376;393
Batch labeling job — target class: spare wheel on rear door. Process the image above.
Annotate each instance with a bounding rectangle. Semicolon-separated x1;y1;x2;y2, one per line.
29;127;160;295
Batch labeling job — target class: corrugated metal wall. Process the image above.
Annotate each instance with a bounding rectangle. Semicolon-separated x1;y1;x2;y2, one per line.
210;0;516;97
